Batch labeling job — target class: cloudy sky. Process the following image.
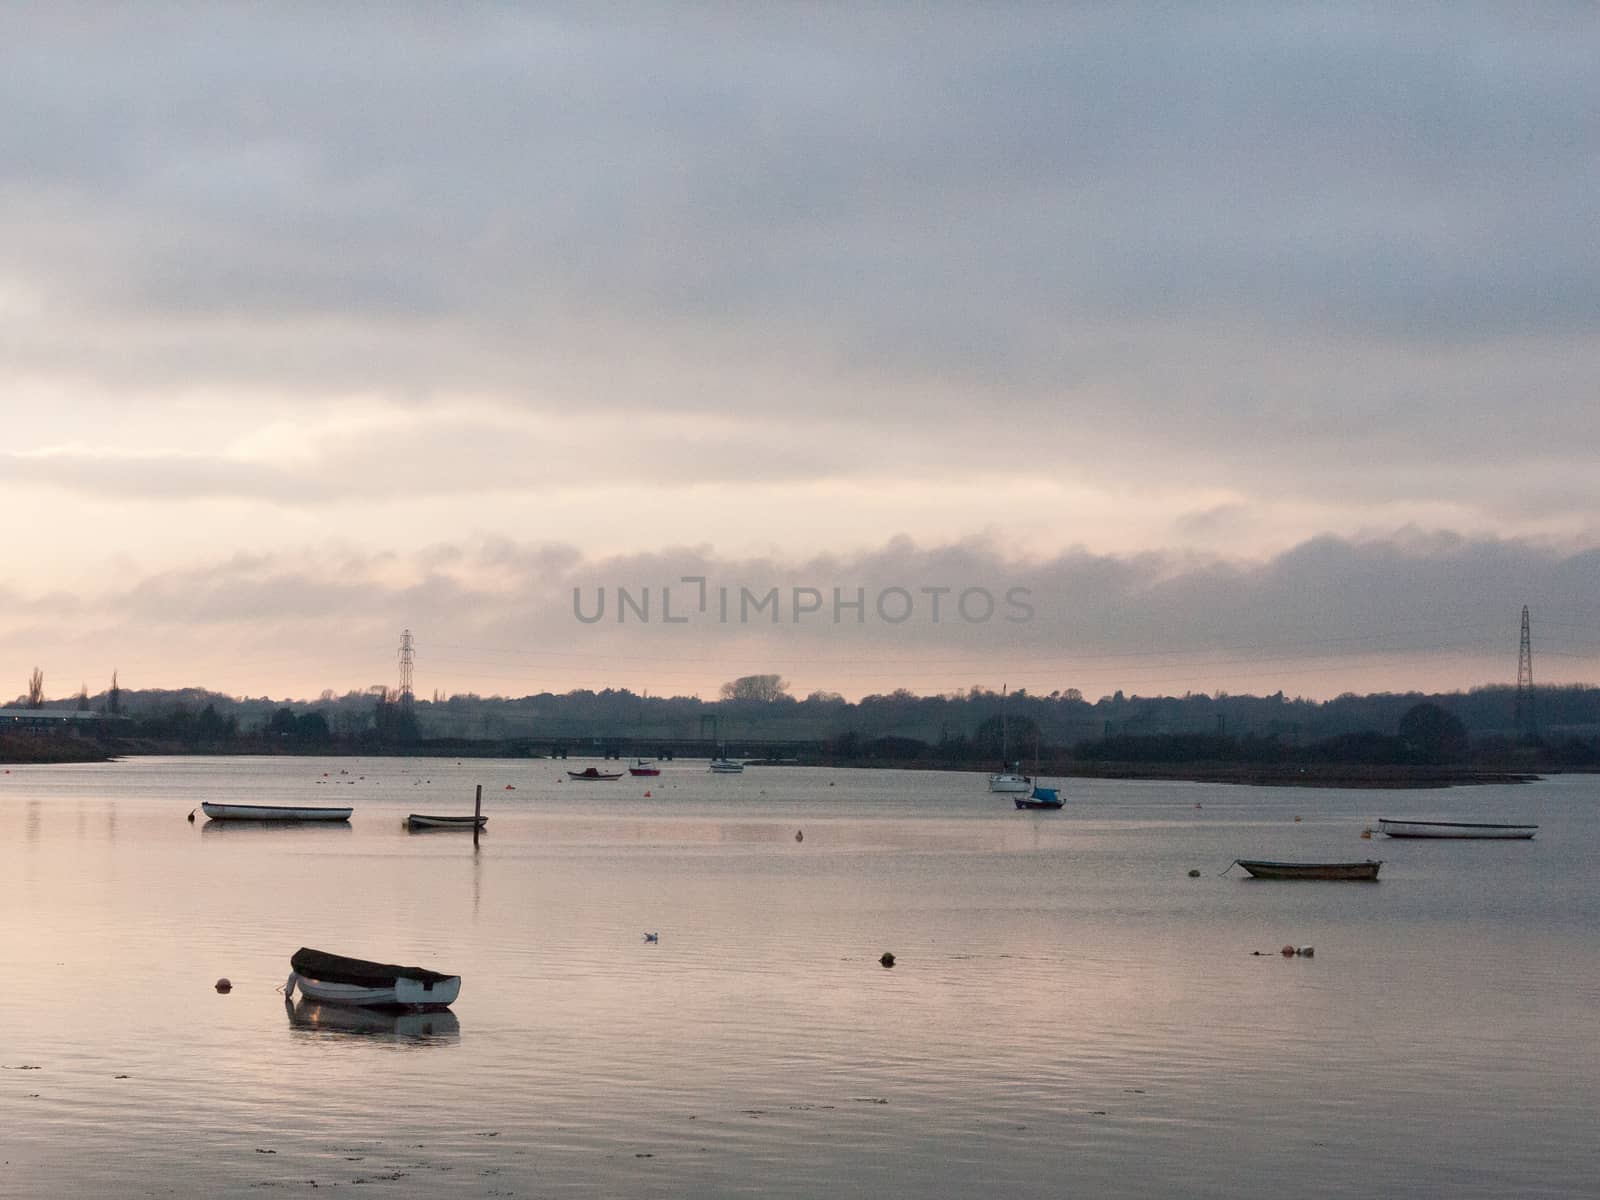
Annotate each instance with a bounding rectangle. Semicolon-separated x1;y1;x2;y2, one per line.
3;4;1597;702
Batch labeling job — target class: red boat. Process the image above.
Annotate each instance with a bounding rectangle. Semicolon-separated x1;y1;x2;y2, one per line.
567;766;624;781
628;759;661;777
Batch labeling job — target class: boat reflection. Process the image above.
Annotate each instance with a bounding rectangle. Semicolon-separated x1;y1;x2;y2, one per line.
285;997;460;1044
201;819;353;837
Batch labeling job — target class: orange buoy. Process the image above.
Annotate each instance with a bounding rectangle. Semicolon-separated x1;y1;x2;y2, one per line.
505;784;515;790
644;790;652;798
1360;828;1373;839
1281;945;1295;957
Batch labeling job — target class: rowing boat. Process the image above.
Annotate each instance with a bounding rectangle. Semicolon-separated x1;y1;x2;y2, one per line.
1233;859;1382;881
285;947;461;1010
201;802;352;822
1377;818;1537;839
405;813;488;831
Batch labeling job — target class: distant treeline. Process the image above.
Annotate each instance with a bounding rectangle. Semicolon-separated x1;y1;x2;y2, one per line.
8;678;1599;767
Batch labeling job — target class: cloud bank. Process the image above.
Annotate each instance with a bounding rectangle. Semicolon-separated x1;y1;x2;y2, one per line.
5;532;1596;703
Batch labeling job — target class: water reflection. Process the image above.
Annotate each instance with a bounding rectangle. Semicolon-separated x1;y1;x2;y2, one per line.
285;997;460;1044
200;819;353;837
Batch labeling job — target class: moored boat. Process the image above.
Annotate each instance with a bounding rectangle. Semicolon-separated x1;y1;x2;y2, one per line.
202;801;352;822
285;947;461;1010
986;685;1032;793
1233;859;1382;881
567;766;624;781
1378;818;1537;839
405;813;488;831
708;758;744;774
988;767;1032;794
1015;783;1064;810
628;758;661;777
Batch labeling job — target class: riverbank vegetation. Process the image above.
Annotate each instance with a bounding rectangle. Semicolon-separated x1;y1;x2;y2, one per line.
5;678;1596;782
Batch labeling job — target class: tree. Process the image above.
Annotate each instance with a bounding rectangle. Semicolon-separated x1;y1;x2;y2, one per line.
107;670;121;715
76;683;91;712
1397;702;1469;764
295;711;331;742
720;674;790;703
26;668;44;708
974;713;1042;762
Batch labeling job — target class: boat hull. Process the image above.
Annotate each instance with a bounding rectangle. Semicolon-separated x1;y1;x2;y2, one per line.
406;814;487;831
1237;859;1382;881
567;770;623;781
1016;784;1063;809
988;774;1031;794
629;768;661;776
1378;819;1536;839
287;947;460;1010
290;974;461;1010
708;761;744;774
202;802;351;822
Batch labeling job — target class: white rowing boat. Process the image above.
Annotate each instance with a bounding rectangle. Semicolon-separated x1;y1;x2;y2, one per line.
201;802;352;822
285;947;461;1010
1378;818;1537;839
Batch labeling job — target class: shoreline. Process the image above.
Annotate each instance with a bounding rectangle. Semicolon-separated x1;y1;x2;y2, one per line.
0;739;1562;788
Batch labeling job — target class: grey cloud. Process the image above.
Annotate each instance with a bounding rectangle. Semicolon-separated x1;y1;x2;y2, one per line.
3;6;1599;558
5;7;1595;348
8;530;1598;698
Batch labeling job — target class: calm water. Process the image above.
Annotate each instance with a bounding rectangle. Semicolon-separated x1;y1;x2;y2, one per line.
2;757;1597;1198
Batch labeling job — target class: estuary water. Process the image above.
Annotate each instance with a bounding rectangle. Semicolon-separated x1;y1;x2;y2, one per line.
2;756;1597;1198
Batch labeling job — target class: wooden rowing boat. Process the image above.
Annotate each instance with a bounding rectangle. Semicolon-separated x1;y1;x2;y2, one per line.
1377;818;1537;839
201;801;352;822
405;813;488;831
1234;859;1382;881
285;947;461;1010
567;767;624;781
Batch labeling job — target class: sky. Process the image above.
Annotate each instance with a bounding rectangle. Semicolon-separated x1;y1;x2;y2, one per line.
3;4;1598;703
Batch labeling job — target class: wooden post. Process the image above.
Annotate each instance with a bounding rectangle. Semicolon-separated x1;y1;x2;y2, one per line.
473;783;482;847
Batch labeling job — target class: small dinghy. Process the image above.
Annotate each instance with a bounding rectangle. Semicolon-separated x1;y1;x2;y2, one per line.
1378;818;1537;839
628;758;661;776
1231;859;1382;881
1015;783;1064;810
285;947;460;1010
567;766;624;781
405;813;488;831
202;802;352;822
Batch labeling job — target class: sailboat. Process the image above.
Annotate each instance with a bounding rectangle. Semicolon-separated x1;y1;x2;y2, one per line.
1015;736;1064;809
987;685;1032;794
